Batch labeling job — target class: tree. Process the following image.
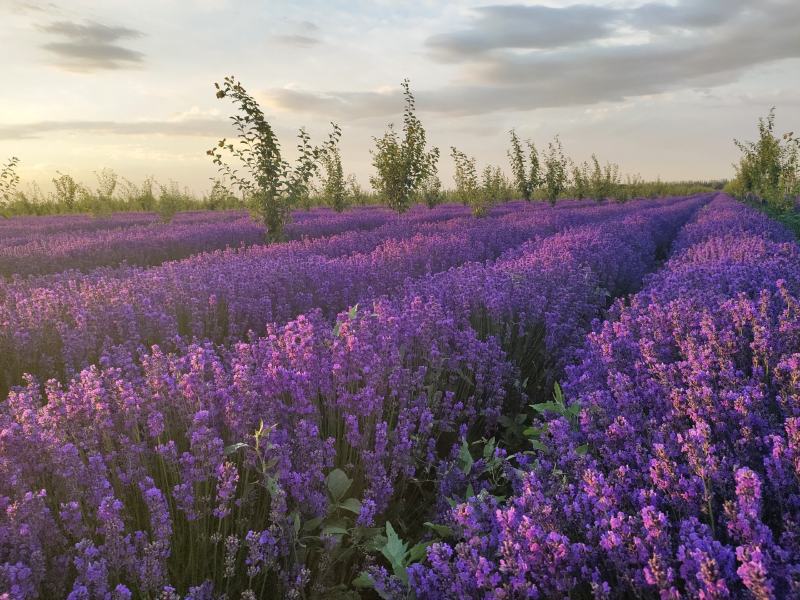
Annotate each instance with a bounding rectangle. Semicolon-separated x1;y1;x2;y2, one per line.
507;130;542;201
451;147;482;215
417;173;443;209
571;160;590;200
370;79;439;213
208;76;331;242
52;172;82;211
0;156;21;216
543;136;569;205
588;155;620;201
732;108;799;211
320;123;347;212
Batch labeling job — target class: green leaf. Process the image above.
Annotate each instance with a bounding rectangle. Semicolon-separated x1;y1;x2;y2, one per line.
424;522;453;538
293;512;301;536
321;525;349;536
382;522;409;583
465;483;476;499
529;439;548;452
348;303;359;320
224;442;248;456
531;401;561;414
408;541;433;563
576;444;589;456
483;437;496;460
326;469;352;502
302;516;324;532
553;382;564;404
338;497;362;515
458;439;474;475
352;572;374;589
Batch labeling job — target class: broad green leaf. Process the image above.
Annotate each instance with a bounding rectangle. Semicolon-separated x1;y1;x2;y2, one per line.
483;437;496;460
531;401;561;414
458;439;474;475
326;469;352;501
352;572;374;589
465;483;476;499
302;516;324;532
529;439;548;452
382;522;409;583
576;444;589;456
321;524;348;536
424;522;453;538
408;540;433;563
338;497;362;515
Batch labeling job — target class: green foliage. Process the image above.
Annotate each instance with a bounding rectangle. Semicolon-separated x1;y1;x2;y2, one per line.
208;75;329;241
320;123;348;212
52;171;83;210
0;156;21;216
731;107;799;212
481;164;512;209
450;146;481;214
589;155;621;201
417;172;443;209
370;79;439;213
507;129;541;201
543;136;569;205
157;180;192;223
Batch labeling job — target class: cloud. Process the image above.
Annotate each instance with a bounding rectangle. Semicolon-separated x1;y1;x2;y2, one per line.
39;20;145;72
0;116;230;140
268;0;800;118
274;34;320;48
426;4;619;59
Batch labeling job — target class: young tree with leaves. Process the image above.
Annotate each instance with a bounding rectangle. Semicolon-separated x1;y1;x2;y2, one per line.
320;122;347;212
507;129;542;201
208;76;332;242
732;108;799;211
0;156;20;216
544;136;569;205
370;79;439;213
451;147;483;215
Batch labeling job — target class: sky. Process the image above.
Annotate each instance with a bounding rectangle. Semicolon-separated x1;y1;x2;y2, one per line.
1;0;799;196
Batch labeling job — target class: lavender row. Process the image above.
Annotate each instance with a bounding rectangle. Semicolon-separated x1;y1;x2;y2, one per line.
408;194;800;598
0;217;266;278
0;198;684;395
0;204;466;278
0;196;707;598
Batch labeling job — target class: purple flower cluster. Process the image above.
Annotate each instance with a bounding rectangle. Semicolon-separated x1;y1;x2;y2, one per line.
409;194;800;599
0;195;713;597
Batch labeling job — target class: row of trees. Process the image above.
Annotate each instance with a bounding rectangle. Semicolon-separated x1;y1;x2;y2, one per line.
1;76;731;234
0;166;242;221
210;76;715;236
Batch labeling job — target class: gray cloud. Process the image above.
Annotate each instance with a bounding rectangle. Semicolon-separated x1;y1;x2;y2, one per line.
39;20;145;71
275;34;320;48
270;0;800;118
0;117;230;140
427;4;619;59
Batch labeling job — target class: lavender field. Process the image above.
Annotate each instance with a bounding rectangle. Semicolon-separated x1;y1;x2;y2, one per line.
2;192;799;599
